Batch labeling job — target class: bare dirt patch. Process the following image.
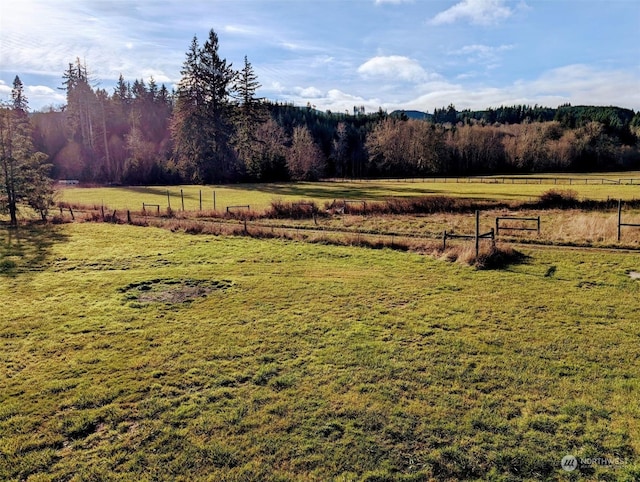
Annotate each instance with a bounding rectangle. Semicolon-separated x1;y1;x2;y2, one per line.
119;278;233;304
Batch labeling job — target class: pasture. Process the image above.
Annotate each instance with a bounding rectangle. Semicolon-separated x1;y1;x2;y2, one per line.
1;221;639;481
57;173;640;213
2;174;640;480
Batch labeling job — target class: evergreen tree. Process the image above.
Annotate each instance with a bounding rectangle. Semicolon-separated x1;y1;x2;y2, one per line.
1;95;53;225
233;56;265;179
148;77;158;104
114;74;130;106
11;76;28;113
62;59;97;149
172;30;237;182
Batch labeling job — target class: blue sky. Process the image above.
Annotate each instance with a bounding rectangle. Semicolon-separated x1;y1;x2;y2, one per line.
1;0;639;113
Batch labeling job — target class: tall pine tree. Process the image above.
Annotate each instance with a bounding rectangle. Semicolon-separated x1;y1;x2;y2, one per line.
1;81;53;225
233;56;265;179
171;30;237;182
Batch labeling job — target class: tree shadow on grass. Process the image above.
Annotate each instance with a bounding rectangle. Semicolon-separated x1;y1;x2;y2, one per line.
223;182;444;202
0;222;69;277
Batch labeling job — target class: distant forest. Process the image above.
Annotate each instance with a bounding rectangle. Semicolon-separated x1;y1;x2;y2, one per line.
20;30;640;184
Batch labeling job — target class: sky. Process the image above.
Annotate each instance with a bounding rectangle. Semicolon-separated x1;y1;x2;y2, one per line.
1;0;639;113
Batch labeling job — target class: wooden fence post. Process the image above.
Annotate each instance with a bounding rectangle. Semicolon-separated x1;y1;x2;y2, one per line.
199;190;202;211
213;191;216;211
167;190;171;210
475;210;480;258
127;210;131;224
618;199;622;242
181;189;185;211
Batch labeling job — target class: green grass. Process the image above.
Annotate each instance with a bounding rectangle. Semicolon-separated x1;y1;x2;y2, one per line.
1;222;639;480
58;175;640;213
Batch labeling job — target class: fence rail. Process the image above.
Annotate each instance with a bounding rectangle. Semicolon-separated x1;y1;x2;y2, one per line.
442;210;495;256
496;216;540;235
326;176;640;185
142;203;160;214
618;199;640;241
226;204;250;213
343;199;367;214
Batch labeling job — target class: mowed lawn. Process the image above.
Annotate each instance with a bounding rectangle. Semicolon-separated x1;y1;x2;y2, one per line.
1;223;640;480
58;176;640;213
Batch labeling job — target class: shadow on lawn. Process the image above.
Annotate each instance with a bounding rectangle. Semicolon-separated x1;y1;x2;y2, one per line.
223;182;444;202
0;222;69;277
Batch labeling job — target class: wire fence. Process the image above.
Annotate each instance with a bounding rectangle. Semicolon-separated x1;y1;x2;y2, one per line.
326;176;640;185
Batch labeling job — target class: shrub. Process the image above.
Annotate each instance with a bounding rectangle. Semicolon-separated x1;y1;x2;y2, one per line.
536;189;579;209
267;200;322;219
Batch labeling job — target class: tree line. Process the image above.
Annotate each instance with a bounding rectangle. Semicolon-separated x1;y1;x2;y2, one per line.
10;28;640;189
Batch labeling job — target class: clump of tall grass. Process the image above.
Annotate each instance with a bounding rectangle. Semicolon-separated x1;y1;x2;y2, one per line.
266;200;324;219
382;196;501;215
437;243;525;269
324;196;506;216
57;201;103;211
555;213;619;243
222;209;260;221
80;210;125;224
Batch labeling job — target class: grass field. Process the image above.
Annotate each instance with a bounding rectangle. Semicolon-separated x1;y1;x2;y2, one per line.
57;174;640;213
1;222;639;481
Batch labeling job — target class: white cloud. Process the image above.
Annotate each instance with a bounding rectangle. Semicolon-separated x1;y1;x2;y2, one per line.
0;0;184;83
0;83;66;109
291;64;640;115
223;24;258;35
526;64;640;108
312;89;384;114
279;41;323;52
295;86;324;98
139;70;172;84
450;44;514;68
358;56;432;82
26;85;66;107
400;64;640;112
0;82;11;101
455;44;513;58
430;0;515;26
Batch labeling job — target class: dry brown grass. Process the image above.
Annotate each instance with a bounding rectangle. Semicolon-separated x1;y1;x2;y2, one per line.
436;243;526;269
559;213;619;243
266;200;322;219
324;196;508;216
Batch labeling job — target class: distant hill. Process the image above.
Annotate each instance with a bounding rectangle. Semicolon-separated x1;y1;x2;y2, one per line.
392;105;638;130
391;110;433;121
